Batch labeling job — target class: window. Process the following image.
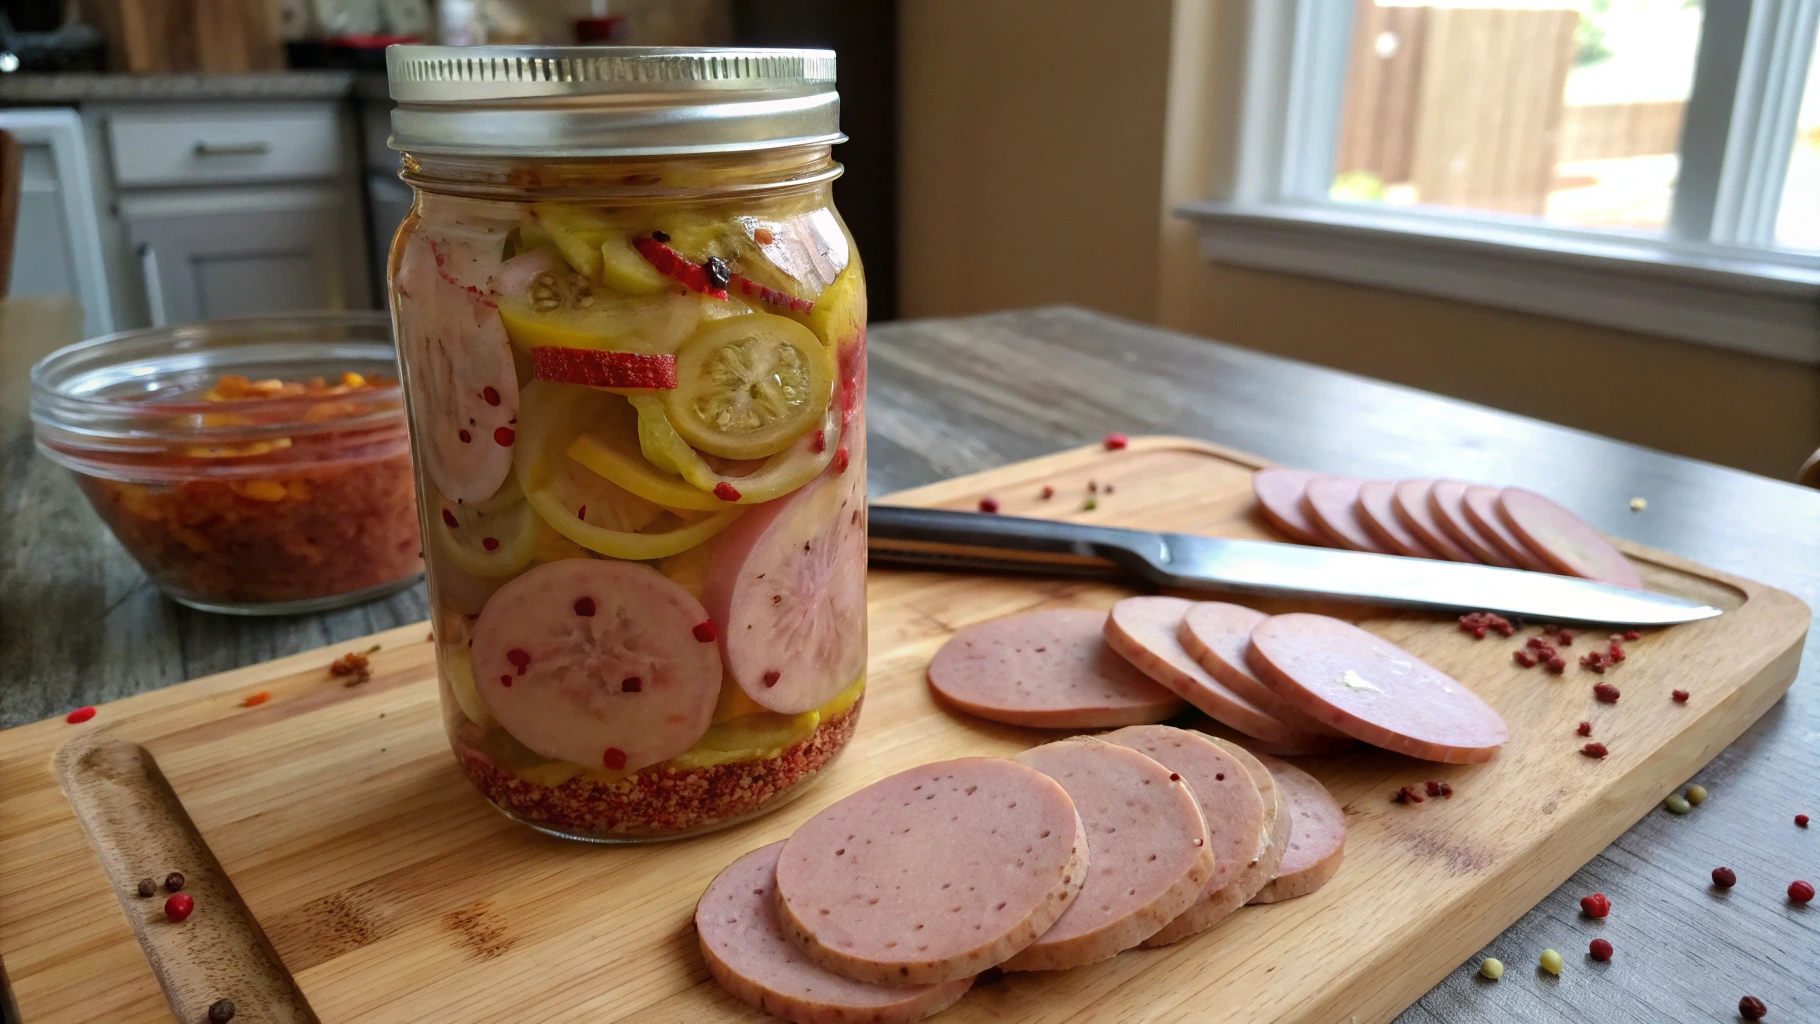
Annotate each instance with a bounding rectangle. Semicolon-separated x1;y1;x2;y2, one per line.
1180;0;1820;361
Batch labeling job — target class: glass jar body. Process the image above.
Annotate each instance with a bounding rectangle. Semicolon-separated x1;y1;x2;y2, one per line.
389;148;868;842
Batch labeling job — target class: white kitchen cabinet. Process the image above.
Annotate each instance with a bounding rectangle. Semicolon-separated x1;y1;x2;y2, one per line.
122;185;367;326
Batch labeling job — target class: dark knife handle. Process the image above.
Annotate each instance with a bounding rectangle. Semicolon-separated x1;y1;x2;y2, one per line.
866;505;1162;581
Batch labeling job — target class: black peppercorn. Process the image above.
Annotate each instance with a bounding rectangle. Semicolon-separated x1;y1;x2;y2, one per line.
136;878;156;898
1740;995;1768;1020
650;230;669;242
165;871;185;893
208;998;236;1022
705;256;731;291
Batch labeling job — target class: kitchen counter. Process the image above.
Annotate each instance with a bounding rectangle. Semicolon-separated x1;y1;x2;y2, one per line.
4;305;1817;1024
0;69;361;103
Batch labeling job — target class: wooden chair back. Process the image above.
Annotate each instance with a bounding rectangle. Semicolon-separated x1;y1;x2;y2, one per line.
0;129;21;298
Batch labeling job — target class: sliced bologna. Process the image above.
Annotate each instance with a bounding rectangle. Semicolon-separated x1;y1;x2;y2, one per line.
1355;480;1439;558
698;842;974;1024
1000;738;1213;971
1301;475;1387;553
775;757;1087;985
1497;488;1644;589
1251;468;1323;545
1427;480;1516;569
1245;614;1508;764
1141;734;1287;946
1461;485;1552;572
928;608;1185;728
1172;601;1353;753
471;559;721;772
1103;727;1265;938
1391;479;1474;563
1247;754;1346;904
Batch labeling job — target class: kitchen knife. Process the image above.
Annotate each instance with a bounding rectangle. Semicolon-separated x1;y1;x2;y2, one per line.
867;505;1721;626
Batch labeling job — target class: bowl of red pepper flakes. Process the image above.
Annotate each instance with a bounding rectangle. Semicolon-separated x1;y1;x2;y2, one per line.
31;313;424;614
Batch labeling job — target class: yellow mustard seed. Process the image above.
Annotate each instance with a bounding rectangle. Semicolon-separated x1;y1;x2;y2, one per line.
1479;957;1504;980
1539;948;1563;975
1685;784;1708;805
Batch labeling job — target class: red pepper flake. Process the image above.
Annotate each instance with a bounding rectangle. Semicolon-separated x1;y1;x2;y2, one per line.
576;505;587;521
441;508;459;529
1546;655;1567;674
1556;629;1574;646
328;650;372;682
1672;689;1690;703
164;893;194;922
1040;485;1055;500
730;273;815;314
1581;742;1609;759
602;747;628;770
621;676;642;693
65;706;96;724
1622;629;1641;641
1576;721;1592;736
530;345;679;390
693;620;718;643
1580;651;1611;673
1712;866;1737;888
1392;785;1425;804
482;385;501;406
240;691;270;708
573;596;596;617
493;426;515;447
1593;682;1620;704
763;670;781;688
1588;937;1612;962
1789;879;1815;904
1103;432;1128;450
810;429;826;454
834;446;850;473
458;428;472;444
1527;636;1557;652
1579;892;1611;918
978;497;1000;514
1739;995;1767;1021
1459;612;1516;638
1798;814;1810;828
1513;649;1536;667
632;236;730;300
481;537;499;552
1424;780;1443;797
713;482;742;502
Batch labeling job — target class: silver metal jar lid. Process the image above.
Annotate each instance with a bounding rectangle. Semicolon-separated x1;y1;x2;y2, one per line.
386;45;842;158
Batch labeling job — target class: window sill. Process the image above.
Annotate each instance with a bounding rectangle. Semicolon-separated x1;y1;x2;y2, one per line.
1177;200;1820;365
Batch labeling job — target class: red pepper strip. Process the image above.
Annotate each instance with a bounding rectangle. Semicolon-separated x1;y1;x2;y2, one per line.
730;273;815;314
531;347;678;390
632;237;729;300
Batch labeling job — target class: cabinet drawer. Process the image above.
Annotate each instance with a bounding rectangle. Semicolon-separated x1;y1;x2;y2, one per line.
108;105;343;187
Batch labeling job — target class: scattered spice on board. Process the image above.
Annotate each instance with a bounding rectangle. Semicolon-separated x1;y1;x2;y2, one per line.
136;878;156;898
1577;721;1593;737
1593;682;1621;704
1546;655;1567;674
1789;880;1815;904
208;999;236;1023
1796;814;1810;828
1629;497;1648;512
1672;689;1690;703
1513;649;1536;667
1082;497;1099;511
164;872;185;892
1581;742;1609;759
1539;948;1563;975
328;644;380;686
240;691;270;708
1684;784;1707;805
1458;612;1515;639
65;706;96;724
1423;780;1454;798
1040;485;1054;500
1478;957;1503;981
1711;866;1737;888
164;893;194;923
1738;995;1767;1020
1579;893;1611;918
1392;785;1425;804
1664;794;1692;814
978;497;999;514
1588;938;1613;962
1103;432;1128;450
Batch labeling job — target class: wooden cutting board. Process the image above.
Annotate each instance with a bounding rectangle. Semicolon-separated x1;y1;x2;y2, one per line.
1;437;1805;1024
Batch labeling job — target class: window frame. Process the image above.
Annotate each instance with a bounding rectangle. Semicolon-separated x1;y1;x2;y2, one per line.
1179;0;1820;363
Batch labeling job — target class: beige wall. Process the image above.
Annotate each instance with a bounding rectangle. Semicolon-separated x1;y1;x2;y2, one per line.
898;0;1820;480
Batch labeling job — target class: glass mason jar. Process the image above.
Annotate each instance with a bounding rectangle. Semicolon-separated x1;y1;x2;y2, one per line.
385;46;868;842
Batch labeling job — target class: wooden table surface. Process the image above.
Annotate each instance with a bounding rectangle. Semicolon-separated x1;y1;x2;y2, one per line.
4;304;1815;1023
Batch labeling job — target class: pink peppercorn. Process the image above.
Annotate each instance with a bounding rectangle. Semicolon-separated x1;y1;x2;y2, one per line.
1040;485;1055;499
65;706;96;724
1588;938;1612;962
1103;432;1128;450
1672;689;1690;703
1797;814;1810;828
1579;893;1610;918
1712;866;1737;888
1790;880;1815;904
164;893;194;923
1576;721;1592;737
1593;683;1620;704
1581;742;1609;759
978;497;1000;514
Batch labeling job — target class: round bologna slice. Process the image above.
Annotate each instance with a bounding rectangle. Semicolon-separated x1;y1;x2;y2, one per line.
1355;480;1439;558
1251;468;1323;545
1141;734;1286;946
928;608;1185;728
1390;479;1474;563
1106;597;1345;753
775;757;1088;985
1302;476;1389;553
1245;614;1508;764
1497;487;1644;589
471;559;721;772
1102;726;1265;932
394;230;520;506
697;842;974;1024
1000;738;1213;971
701;464;868;713
1461;485;1552;571
1247;754;1346;904
1425;480;1516;568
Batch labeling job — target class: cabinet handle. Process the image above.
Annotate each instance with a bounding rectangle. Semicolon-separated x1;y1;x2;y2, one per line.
192;141;270;158
139;244;168;328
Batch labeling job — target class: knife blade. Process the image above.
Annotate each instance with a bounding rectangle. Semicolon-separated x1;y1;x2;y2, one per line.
867;505;1721;626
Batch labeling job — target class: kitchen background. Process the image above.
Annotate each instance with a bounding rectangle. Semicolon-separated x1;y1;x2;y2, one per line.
2;0;1815;480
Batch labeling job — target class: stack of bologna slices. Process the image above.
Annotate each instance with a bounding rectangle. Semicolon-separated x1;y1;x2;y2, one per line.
697;726;1347;1023
1253;468;1643;589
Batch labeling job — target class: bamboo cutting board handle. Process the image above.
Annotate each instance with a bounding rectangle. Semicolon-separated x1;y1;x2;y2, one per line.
54;735;318;1023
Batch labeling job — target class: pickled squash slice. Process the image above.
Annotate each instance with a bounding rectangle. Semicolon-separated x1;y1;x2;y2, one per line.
662;314;833;459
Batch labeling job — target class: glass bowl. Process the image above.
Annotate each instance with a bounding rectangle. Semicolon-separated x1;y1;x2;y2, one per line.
31;313;424;614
